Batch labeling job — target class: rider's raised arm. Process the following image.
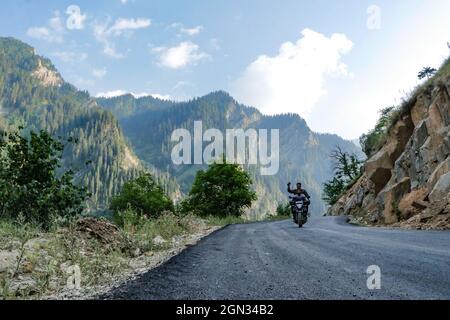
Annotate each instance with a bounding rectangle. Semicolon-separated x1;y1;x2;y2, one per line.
287;184;294;194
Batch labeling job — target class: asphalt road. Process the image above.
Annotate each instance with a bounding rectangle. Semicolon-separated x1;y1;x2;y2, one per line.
102;216;450;300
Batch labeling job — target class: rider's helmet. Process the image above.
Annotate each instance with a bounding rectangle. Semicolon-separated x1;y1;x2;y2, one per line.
297;182;302;189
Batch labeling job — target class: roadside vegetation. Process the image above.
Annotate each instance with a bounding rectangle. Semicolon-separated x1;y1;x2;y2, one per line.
0;129;261;299
322;146;363;206
271;203;291;221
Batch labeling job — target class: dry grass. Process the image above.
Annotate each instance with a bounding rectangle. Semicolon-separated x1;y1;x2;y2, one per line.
0;212;206;299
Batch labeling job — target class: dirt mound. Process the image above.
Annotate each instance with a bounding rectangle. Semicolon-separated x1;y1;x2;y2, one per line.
76;217;122;245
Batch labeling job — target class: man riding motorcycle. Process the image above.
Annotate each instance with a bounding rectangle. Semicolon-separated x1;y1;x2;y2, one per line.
287;182;311;219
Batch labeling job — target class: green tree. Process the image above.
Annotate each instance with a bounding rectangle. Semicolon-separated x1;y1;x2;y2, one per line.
322;146;362;206
418;67;437;80
110;173;174;225
0;129;87;230
322;177;346;206
182;161;257;218
330;146;362;182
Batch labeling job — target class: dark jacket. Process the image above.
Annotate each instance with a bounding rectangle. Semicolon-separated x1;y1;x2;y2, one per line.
287;186;310;199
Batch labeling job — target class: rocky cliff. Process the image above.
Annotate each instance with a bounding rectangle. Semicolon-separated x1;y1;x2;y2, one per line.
329;61;450;230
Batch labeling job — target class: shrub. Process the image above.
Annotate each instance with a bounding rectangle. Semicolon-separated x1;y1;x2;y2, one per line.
0;129;87;230
181;161;257;218
359;106;397;157
276;203;291;217
110;173;174;226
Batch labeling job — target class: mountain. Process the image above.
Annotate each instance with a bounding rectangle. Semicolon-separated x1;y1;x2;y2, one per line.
0;37;182;211
0;36;362;217
98;91;363;216
328;57;450;229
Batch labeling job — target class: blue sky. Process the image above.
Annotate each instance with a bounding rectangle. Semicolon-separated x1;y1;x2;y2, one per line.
1;0;449;139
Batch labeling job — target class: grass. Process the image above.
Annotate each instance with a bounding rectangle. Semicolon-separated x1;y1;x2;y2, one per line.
393;55;450;126
120;211;203;252
204;215;247;226
204;213;291;226
0;218;130;299
0;212;206;299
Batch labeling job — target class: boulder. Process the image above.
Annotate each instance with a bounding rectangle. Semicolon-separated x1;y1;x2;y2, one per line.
378;177;411;224
410;97;429;126
429;172;450;202
413;120;429;148
369;167;392;194
152;235;167;246
0;250;19;274
398;187;429;219
9;276;39;296
366;148;393;176
427;157;450;192
426;101;445;134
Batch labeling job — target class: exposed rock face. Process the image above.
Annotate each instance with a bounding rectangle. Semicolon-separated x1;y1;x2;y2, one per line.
31;59;63;87
329;77;450;229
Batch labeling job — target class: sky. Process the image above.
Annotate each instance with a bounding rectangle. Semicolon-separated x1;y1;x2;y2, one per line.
0;0;449;140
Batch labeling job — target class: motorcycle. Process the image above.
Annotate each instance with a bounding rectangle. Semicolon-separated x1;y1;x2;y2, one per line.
289;195;309;228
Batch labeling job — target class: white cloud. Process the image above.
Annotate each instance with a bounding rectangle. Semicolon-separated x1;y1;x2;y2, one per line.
230;29;353;117
103;43;125;59
95;90;128;98
27;12;65;43
95;90;172;100
53;51;88;63
109;18;151;36
93;17;151;58
153;41;209;69
120;0;129;4
180;26;203;36
92;67;107;79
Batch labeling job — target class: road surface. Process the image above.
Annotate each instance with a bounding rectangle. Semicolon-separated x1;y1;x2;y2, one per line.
102;216;450;299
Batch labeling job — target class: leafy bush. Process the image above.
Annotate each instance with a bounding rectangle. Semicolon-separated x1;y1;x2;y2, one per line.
203;215;247;226
110;173;174;226
276;203;291;217
359;106;397;157
181;161;257;218
0;129;87;230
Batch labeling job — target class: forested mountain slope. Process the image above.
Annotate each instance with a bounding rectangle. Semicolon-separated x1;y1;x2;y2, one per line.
98;91;362;216
0;37;144;210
